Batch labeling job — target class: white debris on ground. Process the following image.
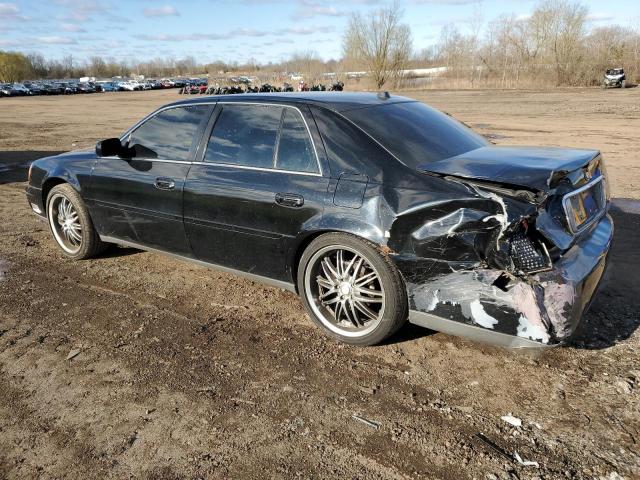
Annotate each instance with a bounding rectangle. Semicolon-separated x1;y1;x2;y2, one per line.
500;414;523;427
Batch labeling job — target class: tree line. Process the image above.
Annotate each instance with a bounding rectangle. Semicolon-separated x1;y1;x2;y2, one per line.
1;0;638;88
413;0;640;88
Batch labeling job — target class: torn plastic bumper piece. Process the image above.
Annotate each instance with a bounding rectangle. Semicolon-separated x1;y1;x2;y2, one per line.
403;214;613;348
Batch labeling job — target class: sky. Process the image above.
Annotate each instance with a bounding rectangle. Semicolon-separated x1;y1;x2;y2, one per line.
0;0;638;65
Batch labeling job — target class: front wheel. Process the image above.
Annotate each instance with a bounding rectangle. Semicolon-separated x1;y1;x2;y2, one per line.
298;233;408;345
46;184;106;260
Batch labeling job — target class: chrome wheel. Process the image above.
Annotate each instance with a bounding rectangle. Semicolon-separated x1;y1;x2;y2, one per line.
48;193;82;254
304;246;385;337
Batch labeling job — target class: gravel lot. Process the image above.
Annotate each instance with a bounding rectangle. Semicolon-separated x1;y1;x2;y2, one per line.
0;88;638;479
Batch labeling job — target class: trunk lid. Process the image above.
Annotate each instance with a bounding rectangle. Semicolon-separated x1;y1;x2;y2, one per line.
417;145;600;192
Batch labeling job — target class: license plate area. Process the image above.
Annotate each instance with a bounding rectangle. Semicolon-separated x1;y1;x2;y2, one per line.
562;176;606;234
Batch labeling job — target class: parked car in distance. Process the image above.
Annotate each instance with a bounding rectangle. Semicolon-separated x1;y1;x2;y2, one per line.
63;83;79;94
120;81;142;91
77;83;95;93
96;82;116;92
23;82;45;95
7;83;31;96
603;68;626;88
26;93;613;349
0;83;13;96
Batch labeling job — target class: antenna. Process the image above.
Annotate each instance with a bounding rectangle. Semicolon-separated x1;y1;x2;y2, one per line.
377;91;390;100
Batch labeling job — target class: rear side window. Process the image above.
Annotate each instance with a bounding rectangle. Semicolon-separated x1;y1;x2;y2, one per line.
275;109;317;173
343;101;487;168
205;104;319;174
128;105;210;160
205;105;283;168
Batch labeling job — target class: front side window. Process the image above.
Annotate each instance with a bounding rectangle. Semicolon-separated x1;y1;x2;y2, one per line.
128;105;210;161
205;104;319;174
205;105;283;168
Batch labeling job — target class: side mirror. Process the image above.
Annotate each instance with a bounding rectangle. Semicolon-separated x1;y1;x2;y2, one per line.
96;138;124;157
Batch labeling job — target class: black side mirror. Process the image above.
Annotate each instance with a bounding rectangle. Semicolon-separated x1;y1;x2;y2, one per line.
96;137;124;157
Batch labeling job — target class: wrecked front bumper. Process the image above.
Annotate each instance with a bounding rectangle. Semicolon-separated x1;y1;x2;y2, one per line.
402;214;613;348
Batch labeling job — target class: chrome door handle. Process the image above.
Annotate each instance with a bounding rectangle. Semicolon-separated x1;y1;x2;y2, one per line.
275;193;304;208
155;177;175;190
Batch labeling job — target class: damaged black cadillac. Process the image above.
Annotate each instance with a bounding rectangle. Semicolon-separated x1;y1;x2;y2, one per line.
25;92;613;348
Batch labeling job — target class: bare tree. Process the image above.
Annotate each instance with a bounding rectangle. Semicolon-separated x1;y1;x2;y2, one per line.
342;1;413;89
286;51;325;83
534;0;588;85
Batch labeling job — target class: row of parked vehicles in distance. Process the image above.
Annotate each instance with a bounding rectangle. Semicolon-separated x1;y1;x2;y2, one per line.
179;80;345;95
0;78;190;97
1;77;346;98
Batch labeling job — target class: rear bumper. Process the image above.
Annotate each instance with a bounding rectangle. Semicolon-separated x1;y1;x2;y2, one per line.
404;214;613;348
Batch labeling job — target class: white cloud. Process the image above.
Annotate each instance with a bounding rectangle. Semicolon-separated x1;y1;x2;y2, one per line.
61;23;86;32
35;36;78;44
54;0;110;22
143;6;180;17
0;2;28;21
0;38;19;47
136;25;335;42
0;3;19;15
292;1;348;20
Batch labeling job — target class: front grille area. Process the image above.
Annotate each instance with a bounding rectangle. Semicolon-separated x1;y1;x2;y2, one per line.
563;176;606;234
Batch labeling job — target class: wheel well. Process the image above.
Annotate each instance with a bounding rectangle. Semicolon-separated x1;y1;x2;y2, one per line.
41;178;67;215
290;230;380;292
290;231;329;292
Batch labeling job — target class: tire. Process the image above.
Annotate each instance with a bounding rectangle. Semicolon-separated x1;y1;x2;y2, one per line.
297;232;408;346
46;183;106;260
621;80;626;89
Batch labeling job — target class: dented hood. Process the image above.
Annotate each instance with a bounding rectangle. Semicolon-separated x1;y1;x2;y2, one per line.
417;146;599;192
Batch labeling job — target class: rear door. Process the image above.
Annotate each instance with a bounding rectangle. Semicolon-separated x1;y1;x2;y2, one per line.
183;102;328;282
88;104;212;255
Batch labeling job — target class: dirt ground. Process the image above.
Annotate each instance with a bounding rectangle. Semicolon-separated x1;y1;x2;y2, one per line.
0;88;638;479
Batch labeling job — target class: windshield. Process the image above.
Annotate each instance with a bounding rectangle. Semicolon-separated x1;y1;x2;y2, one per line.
343;101;487;168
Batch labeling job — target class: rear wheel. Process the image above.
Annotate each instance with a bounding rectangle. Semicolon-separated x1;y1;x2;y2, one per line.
46;183;106;260
298;233;407;345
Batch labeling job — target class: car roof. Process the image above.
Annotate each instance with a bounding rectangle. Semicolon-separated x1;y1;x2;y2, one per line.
166;91;413;113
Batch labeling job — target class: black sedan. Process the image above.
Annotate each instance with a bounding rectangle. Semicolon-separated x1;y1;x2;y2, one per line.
25;93;613;348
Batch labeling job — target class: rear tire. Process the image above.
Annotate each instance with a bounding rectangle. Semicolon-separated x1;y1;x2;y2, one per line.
297;233;408;346
46;183;106;260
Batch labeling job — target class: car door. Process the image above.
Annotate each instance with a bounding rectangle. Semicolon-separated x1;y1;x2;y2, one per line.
88;104;212;255
183;102;329;282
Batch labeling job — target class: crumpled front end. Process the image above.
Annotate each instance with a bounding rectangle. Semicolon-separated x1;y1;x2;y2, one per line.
388;155;613;348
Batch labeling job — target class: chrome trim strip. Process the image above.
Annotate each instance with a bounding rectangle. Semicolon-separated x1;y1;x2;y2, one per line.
99;235;297;293
562;175;606;235
408;310;556;349
98;157;192;165
189;161;322;177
